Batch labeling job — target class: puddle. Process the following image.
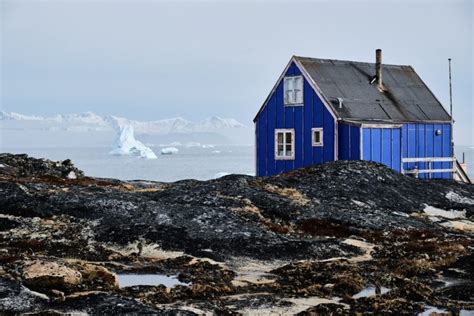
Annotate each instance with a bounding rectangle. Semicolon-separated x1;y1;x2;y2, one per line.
418;306;448;316
352;286;390;299
118;274;189;288
419;306;474;316
438;277;469;288
232;272;277;286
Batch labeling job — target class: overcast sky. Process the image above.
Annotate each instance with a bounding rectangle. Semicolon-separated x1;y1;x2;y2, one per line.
1;0;473;144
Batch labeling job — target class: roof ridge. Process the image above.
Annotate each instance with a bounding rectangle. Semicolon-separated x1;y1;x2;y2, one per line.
293;55;412;68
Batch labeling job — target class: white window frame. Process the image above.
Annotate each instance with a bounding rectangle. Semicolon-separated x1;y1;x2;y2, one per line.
284;76;304;106
275;129;295;160
311;128;323;146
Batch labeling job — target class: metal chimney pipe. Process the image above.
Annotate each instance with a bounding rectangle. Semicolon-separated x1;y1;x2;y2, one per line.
375;49;382;87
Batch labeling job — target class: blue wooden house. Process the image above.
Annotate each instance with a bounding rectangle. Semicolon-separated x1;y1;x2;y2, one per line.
254;50;468;181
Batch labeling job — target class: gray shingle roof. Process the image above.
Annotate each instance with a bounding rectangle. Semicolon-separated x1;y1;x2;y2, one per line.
295;56;451;122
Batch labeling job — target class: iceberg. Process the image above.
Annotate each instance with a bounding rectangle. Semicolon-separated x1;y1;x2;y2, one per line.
161;147;179;155
109;125;157;159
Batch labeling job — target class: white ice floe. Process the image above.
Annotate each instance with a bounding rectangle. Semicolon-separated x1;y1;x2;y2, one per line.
212;150;221;154
214;172;230;178
423;204;466;219
446;191;474;205
201;144;215;148
109;125;158;159
161;147;179;155
185;142;201;148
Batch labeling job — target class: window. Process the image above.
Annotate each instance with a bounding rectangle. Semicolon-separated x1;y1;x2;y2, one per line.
284;76;303;105
275;129;294;159
312;128;323;146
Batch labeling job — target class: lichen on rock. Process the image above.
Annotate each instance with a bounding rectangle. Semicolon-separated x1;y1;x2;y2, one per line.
0;153;473;314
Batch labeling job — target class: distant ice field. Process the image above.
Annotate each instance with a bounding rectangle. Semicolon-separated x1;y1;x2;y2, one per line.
1;145;255;182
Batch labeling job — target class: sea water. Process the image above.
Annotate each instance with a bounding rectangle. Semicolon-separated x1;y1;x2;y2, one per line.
0;145;254;182
1;145;472;182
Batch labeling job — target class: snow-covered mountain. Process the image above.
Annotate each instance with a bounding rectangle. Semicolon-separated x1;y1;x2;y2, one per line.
0;111;253;148
0;111;246;134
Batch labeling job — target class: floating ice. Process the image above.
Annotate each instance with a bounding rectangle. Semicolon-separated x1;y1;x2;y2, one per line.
185;142;201;148
109;125;157;159
161;147;179;155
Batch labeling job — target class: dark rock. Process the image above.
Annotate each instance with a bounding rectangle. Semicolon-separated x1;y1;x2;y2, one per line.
0;154;473;314
0;153;84;179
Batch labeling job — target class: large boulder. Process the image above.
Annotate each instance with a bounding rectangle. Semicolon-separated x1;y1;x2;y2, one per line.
22;260;82;291
76;263;118;290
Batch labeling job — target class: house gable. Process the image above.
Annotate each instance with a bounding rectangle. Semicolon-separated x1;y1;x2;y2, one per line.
254;56;338;123
255;60;336;176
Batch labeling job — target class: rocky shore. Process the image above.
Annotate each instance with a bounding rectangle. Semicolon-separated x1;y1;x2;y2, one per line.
0;153;473;314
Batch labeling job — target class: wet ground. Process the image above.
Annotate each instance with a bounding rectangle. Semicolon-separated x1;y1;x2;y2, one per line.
0;153;473;314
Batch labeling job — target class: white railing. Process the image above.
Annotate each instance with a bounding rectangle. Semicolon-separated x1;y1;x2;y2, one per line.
401;157;455;178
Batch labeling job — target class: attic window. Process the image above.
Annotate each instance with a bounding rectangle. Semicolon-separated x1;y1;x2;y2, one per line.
284;76;303;105
312;128;323;146
275;129;294;159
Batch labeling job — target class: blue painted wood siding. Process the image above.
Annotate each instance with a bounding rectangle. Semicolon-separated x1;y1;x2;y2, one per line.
338;124;361;160
360;123;452;178
401;123;452;179
361;127;402;172
255;62;335;176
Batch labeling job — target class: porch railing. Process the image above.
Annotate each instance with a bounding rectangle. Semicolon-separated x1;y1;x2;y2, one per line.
401;157;455;178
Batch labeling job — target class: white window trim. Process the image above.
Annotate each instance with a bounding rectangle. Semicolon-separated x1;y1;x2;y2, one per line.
275;129;295;160
283;75;304;106
312;128;323;146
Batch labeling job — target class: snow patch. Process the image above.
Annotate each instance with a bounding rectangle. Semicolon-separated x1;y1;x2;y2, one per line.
66;171;77;179
108;241;184;259
22;286;50;301
161;147;179;155
446;191;474;205
1;111;247;134
214;172;230;178
423;204;466;219
109;125;157;159
392;211;409;218
352;286;390;299
441;220;474;233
